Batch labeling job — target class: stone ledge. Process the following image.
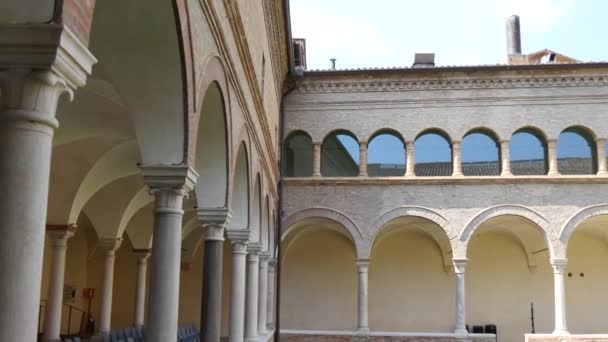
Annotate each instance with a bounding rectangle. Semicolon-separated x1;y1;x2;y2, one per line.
526;334;608;342
280;331;495;342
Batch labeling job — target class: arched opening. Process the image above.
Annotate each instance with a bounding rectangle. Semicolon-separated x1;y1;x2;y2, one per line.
230;144;249;230
461;129;500;176
251;174;262;243
414;129;452;176
283;131;313;177
557;126;597;175
369;217;453;332
321;130;359;177
466;215;552;341
280;219;357;331
367;130;406;177
563;214;608;334
194;82;228;208
510;128;548;175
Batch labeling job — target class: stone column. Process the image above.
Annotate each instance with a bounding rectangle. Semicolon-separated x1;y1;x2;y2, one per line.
133;249;151;328
405;141;415;176
98;238;123;334
0;24;95;340
312;142;322;177
548;139;560;175
500;140;512;176
453;259;468;335
596;138;607;175
244;243;262;342
42;228;75;342
359;141;368;177
551;259;569;335
198;208;232;342
356;259;370;334
257;253;270;336
452;141;463;176
0;72;71;342
141;166;197;342
266;259;276;329
227;230;251;342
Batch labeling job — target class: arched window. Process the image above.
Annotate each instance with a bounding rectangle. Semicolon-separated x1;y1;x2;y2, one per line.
414;129;452;176
367;130;406;177
558;126;597;175
283;131;313;177
461;129;500;176
510;128;547;175
322;130;359;177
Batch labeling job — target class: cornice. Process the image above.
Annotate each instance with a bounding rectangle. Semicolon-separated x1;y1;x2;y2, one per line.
294;74;608;94
283;175;608;186
199;0;279;199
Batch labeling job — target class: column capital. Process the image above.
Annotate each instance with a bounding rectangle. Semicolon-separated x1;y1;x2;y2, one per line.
140;165;198;195
259;252;272;262
356;259;370;272
452;140;461;146
596;137;607;143
313;141;322;147
452;258;468;274
551;258;568;273
198;208;232;241
499;139;510;144
133;249;151;261
247;242;263;255
227;230;251;254
98;238;123;253
46;224;76;242
268;258;277;269
547;138;558;144
359;141;368;148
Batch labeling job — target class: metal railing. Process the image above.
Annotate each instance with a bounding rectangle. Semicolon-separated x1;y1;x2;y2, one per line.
38;300;87;337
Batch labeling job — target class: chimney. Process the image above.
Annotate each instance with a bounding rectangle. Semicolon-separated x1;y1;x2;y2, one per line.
412;53;435;68
330;58;336;70
292;38;307;73
505;15;522;55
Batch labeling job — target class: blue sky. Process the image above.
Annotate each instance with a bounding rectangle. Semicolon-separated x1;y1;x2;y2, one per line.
293;0;606;163
290;0;608;70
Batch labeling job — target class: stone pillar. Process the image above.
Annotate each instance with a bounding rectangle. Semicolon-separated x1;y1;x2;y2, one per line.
312;142;322;177
244;243;262;342
198;208;232;342
266;259;276;329
405;141;415;176
0;72;70;342
98;238;123;334
141;166;197;342
596;138;607;175
551;259;569;335
356;259;370;334
0;24;95;340
453;259;468;335
359;141;368;177
452;141;463;176
227;230;251;342
258;253;270;336
42;228;75;342
500;140;512;176
548;139;560;175
133;249;151;328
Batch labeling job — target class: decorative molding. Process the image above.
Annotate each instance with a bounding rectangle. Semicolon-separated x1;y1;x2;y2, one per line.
294;74;608;94
139;165;198;194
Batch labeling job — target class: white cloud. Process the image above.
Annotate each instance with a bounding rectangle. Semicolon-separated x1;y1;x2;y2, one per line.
502;0;575;32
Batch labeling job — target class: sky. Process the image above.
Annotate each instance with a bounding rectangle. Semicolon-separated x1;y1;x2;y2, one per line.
291;0;606;164
290;0;608;70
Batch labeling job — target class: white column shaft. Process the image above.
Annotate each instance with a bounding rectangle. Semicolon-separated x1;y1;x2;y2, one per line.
596;138;607;175
548;140;559;175
133;252;149;327
230;242;248;342
356;262;369;333
42;232;72;341
266;261;276;329
453;260;467;334
452;141;463;176
500;140;512;176
405;141;415;176
313;143;322;177
359;142;368;177
0;73;63;342
552;260;568;335
146;189;186;342
244;253;260;341
99;249;116;333
258;258;269;335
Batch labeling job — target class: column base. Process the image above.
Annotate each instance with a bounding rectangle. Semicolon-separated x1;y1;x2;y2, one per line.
548;171;561;176
597;171;608;176
552;329;570;336
454;328;468;335
245;336;259;342
355;328;370;335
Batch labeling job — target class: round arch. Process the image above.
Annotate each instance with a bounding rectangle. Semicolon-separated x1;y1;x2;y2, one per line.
367;128;406;144
282;208;365;258
559;204;608;245
283;130;313;177
459;205;556;258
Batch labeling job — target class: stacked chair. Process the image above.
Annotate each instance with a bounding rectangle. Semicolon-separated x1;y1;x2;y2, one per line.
177;325;200;342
